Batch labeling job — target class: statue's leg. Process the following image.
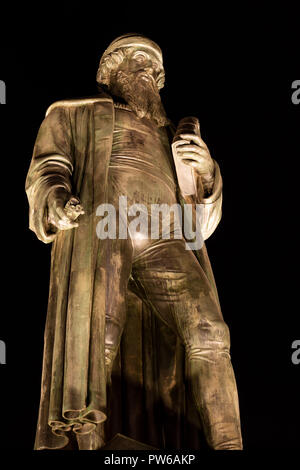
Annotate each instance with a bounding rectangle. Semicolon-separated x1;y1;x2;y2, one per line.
132;238;243;450
104;237;134;384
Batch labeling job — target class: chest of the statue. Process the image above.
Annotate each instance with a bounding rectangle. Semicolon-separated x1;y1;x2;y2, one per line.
111;106;173;168
108;105;177;204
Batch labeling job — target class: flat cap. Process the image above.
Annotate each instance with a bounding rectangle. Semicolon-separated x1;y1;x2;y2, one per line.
102;33;163;65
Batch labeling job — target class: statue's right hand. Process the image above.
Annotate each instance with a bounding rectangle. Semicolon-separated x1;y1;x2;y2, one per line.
47;187;84;231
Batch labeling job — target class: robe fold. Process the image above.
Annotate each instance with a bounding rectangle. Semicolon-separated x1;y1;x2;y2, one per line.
25;89;223;449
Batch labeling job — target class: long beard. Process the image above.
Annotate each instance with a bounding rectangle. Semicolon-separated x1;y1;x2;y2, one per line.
109;70;169;127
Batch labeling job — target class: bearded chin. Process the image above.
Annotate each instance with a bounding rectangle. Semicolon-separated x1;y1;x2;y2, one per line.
110;70;169;127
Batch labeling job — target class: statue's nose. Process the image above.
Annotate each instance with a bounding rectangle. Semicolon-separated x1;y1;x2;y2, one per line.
144;66;154;76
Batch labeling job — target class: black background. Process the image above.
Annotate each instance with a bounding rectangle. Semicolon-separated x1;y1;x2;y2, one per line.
0;1;299;452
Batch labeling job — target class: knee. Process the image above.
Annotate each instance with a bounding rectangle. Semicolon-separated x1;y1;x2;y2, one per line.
105;346;118;383
211;319;231;346
186;319;231;359
105;346;117;365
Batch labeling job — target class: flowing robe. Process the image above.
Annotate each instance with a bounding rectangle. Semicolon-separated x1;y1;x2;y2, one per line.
25;89;223;449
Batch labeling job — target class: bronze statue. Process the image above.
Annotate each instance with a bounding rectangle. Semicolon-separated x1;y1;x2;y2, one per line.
26;34;243;450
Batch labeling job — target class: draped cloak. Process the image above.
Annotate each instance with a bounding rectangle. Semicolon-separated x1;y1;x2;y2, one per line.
25;89;223;450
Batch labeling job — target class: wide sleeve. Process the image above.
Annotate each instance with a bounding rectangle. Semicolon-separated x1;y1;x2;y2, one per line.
25;106;74;243
193;159;223;241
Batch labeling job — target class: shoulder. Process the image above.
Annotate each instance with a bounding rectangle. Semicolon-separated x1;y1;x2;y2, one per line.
45;92;113;117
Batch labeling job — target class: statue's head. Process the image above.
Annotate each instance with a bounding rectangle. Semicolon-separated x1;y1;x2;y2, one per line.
96;33;168;127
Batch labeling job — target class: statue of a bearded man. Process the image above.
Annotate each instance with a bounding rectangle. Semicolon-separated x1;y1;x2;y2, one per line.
26;34;243;450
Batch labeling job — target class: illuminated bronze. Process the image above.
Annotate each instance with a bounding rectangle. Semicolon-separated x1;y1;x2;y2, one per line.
26;33;243;450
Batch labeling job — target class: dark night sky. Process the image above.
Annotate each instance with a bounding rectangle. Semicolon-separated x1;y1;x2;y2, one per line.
0;2;299;453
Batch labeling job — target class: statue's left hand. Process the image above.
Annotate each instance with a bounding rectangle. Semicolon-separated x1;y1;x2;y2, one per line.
174;133;214;177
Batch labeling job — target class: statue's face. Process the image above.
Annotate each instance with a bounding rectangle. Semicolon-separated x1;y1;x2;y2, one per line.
117;47;163;91
109;46;168;127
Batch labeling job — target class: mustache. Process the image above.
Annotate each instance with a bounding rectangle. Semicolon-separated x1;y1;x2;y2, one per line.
128;70;158;90
113;69;158;93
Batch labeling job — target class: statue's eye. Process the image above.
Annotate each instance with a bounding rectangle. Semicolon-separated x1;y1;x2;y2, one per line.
133;52;147;63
